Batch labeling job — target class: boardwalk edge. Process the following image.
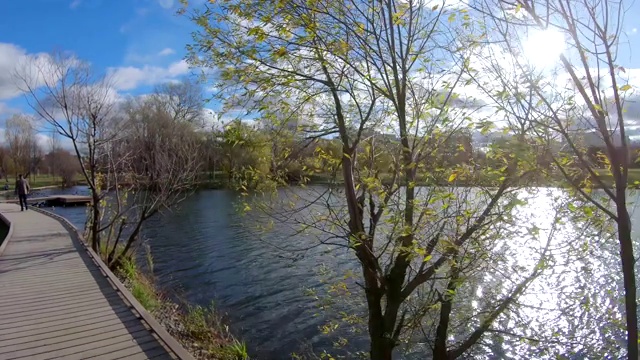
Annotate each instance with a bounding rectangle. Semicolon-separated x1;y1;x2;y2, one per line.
0;211;15;256
31;207;195;360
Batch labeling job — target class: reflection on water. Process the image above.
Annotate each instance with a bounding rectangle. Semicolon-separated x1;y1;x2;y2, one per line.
44;187;358;357
39;186;639;359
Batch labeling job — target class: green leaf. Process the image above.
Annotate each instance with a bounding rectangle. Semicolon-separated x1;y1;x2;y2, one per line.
448;13;456;23
274;47;288;58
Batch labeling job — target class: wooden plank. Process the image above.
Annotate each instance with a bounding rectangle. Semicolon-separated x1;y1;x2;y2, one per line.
28;333;160;360
151;353;180;360
0;292;120;317
0;287;109;309
0;203;189;360
0;281;110;301
3;195;92;206
0;322;149;355
0;302;130;328
0;270;111;287
0;314;139;346
1;312;138;342
1;258;83;265
0;276;105;292
0;274;103;289
0;272;103;286
0;290;120;316
3;328;152;359
0;268;102;281
0;305;133;336
0;287;110;307
107;342;171;360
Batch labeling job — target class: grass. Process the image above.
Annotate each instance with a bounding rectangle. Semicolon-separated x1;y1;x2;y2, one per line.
594;168;640;187
0;173;86;189
97;241;161;311
119;256;160;311
184;303;249;360
308;168;640;189
28;174;65;188
106;243;249;359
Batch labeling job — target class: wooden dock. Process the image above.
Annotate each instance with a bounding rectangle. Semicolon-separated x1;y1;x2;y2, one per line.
4;195;92;207
0;204;193;360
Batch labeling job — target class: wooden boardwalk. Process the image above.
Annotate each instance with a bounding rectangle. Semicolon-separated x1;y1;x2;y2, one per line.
0;204;192;360
4;195;92;206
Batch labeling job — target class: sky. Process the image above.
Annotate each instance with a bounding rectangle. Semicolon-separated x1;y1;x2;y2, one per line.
1;0;640;147
0;0;209;146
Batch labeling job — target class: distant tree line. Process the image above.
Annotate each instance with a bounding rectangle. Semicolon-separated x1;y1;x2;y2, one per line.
0;113;81;187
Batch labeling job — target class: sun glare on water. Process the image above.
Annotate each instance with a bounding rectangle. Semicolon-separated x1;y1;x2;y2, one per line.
522;28;566;69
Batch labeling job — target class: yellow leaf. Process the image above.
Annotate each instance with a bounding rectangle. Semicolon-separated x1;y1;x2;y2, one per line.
448;172;458;182
274;47;287;58
620;84;633;91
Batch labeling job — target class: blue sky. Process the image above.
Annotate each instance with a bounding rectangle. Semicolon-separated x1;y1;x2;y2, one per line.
0;0;202;122
1;0;640;144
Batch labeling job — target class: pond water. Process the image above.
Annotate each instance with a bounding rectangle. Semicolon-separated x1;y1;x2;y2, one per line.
37;186;361;358
32;185;640;359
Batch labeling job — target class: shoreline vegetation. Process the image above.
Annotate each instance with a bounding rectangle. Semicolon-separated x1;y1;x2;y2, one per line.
107;245;249;360
3;168;639;195
1;0;636;355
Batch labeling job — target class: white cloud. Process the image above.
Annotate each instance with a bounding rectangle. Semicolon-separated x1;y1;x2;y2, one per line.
0;43;62;101
0;128;75;151
158;0;173;9
120;24;131;34
0;102;19;118
422;0;468;9
107;60;190;91
158;48;175;56
0;44;33;99
69;0;82;9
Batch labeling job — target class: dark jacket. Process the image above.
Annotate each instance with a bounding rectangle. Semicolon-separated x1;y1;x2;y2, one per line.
15;178;30;196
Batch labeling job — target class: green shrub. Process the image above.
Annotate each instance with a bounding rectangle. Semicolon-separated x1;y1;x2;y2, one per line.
184;303;249;359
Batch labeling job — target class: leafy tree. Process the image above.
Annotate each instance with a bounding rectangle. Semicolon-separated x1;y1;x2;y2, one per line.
181;1;576;358
218;120;272;189
4;113;39;177
471;0;639;356
15;53;202;269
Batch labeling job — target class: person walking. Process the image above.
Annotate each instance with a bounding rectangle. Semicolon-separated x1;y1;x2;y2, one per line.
15;174;30;211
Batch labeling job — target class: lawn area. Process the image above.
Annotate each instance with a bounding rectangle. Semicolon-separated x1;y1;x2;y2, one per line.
28;174;65;188
1;174;86;190
595;168;640;187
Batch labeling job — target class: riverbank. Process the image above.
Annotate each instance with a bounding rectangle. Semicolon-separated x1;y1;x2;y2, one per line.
115;252;249;360
0;180;87;197
306;170;640;189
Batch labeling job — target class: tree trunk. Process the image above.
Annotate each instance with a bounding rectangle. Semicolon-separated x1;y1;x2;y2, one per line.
366;289;394;360
370;338;394;360
616;203;638;360
90;196;101;252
